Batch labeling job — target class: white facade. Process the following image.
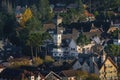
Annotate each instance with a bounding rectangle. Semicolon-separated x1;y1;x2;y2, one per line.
53;34;62;46
83;43;95;54
69;39;78;57
77;43;95;54
30;76;35;80
0;68;4;73
52;48;64;57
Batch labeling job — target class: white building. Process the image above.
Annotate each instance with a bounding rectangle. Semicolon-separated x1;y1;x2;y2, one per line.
52;48;64;57
53;34;62;47
69;39;78;57
113;34;120;45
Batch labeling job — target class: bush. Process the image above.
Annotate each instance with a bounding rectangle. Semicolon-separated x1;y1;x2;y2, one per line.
44;55;54;63
9;59;31;68
33;57;43;66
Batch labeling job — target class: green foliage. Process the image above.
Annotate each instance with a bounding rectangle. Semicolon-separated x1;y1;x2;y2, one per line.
76;0;84;14
93;0;120;10
0;13;5;39
26;32;43;48
60;0;86;24
105;44;120;56
94;11;99;17
110;29;120;39
37;0;54;22
44;55;54;63
76;34;90;46
76;70;88;79
33;57;43;66
76;70;100;80
86;73;100;80
25;16;43;33
0;12;16;38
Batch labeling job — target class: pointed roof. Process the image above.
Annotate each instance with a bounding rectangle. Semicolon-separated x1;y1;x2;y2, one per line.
98;56;118;70
45;71;62;79
59;70;77;77
69;39;77;47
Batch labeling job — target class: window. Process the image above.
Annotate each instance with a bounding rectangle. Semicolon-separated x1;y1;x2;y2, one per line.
71;48;75;50
107;64;112;68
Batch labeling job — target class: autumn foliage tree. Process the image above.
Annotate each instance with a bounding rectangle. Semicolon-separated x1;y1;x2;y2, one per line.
19;8;32;27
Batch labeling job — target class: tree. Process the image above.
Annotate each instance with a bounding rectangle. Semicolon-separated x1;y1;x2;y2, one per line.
76;0;86;21
23;16;52;59
105;44;120;56
0;12;5;39
110;29;120;39
76;34;90;46
37;0;53;22
9;58;31;68
76;70;88;80
19;8;33;27
26;32;50;58
76;0;84;14
76;70;100;80
94;11;99;17
33;57;43;66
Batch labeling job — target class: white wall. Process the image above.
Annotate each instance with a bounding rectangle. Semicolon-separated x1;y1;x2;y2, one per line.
53;48;64;57
54;34;62;46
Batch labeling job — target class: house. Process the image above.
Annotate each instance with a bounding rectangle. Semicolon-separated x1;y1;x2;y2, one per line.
53;33;62;47
62;28;79;41
45;71;62;80
0;68;44;80
72;54;98;73
68;39;78;57
59;70;77;80
52;48;64;57
113;33;120;45
92;50;118;80
43;23;56;31
81;61;90;73
72;59;81;70
84;10;95;21
83;29;102;39
111;20;120;28
77;43;95;54
98;57;118;80
107;26;119;33
67;3;77;9
53;6;67;13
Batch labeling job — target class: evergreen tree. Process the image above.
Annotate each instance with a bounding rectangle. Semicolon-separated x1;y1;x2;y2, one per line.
37;0;53;22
